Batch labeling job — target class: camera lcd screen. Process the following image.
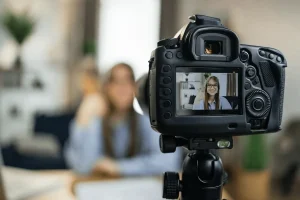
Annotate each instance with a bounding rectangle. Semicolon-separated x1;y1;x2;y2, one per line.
176;67;242;115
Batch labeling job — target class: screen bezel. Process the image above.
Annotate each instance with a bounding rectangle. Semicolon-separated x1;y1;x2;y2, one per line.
176;67;243;116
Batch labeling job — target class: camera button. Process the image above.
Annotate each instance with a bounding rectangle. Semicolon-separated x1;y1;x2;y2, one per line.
163;100;172;108
250;119;261;129
252;98;264;111
244;82;251;90
176;52;183;59
163;112;172;119
163;88;172;95
276;56;282;63
259;50;266;57
165;52;173;59
162;65;171;72
240;50;249;62
268;53;275;59
246;66;256;79
163;77;172;84
252;77;259;85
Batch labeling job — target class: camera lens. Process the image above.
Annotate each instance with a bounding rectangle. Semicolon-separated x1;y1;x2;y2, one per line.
204;41;222;55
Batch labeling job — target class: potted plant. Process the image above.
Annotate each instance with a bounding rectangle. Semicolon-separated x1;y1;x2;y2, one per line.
234;134;270;200
2;10;35;86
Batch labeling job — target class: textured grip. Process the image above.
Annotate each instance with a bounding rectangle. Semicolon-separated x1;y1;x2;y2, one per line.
279;68;285;125
163;172;180;199
259;61;275;87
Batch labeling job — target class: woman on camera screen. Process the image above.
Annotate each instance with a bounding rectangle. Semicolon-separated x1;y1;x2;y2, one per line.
193;76;232;110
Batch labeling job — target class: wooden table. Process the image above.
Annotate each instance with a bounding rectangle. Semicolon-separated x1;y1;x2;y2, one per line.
30;170;75;200
29;170;233;200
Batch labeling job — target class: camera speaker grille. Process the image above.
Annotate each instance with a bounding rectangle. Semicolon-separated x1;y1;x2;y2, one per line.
259;61;275;87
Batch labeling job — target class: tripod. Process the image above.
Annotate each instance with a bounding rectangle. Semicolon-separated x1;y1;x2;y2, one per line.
160;136;232;200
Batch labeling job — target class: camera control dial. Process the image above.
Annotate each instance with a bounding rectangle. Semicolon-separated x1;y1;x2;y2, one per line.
246;90;271;118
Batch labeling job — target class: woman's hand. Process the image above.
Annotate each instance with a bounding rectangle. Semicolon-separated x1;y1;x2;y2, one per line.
76;93;107;126
92;157;120;177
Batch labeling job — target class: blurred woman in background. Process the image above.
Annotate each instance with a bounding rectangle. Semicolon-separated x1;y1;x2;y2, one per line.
64;63;181;176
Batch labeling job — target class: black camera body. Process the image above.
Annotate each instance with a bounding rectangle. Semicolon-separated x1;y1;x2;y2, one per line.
148;15;287;138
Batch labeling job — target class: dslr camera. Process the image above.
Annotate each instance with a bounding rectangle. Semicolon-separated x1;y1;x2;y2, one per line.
142;15;287;200
148;15;286;143
141;15;287;200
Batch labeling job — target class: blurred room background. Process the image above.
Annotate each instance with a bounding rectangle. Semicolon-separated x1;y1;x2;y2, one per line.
0;0;299;199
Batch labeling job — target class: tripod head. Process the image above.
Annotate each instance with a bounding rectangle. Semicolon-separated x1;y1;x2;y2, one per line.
160;136;232;200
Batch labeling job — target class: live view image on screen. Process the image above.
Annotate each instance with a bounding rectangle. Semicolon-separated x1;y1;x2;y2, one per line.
176;70;240;115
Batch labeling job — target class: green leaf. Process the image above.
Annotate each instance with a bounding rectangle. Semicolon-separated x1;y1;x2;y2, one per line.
2;10;35;45
83;40;97;55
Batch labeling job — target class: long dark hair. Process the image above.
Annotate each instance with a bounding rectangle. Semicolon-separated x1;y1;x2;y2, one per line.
204;76;220;110
102;63;137;158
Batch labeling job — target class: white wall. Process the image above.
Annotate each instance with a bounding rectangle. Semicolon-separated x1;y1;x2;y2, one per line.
0;0;69;143
96;0;161;80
